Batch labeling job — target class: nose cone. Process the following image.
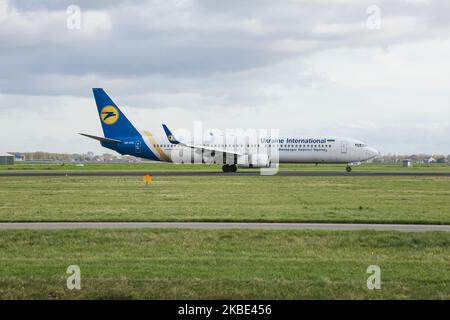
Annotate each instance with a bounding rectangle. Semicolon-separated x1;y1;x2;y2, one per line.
367;147;380;159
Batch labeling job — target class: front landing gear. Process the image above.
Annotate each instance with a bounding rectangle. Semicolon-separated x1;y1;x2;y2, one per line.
346;166;352;173
222;164;238;173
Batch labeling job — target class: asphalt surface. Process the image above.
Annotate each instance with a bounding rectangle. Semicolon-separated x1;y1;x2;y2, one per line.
1;171;450;177
0;222;448;232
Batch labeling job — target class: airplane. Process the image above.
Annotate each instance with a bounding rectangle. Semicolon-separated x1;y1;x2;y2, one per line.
80;88;380;173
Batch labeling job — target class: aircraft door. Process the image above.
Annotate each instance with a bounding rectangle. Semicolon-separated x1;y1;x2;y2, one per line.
135;140;142;154
341;141;347;154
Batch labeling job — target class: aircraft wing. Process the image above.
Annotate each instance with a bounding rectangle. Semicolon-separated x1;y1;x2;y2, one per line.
162;124;243;156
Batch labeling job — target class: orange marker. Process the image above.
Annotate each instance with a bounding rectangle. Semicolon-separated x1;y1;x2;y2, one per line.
143;174;153;186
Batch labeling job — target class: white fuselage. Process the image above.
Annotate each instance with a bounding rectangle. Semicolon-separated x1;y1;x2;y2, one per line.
143;135;380;165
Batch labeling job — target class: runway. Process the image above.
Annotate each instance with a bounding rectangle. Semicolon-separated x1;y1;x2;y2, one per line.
0;222;449;232
1;171;450;177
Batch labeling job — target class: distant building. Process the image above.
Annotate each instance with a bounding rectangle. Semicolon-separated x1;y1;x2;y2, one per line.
402;159;413;168
427;157;436;164
12;153;25;162
0;152;14;165
435;157;447;164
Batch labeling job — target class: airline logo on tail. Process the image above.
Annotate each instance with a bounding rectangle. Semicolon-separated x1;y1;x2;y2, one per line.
101;105;119;125
162;124;180;144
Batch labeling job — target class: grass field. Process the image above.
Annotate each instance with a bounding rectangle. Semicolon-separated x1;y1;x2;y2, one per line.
0;175;449;224
0;229;448;299
1;165;449;300
1;162;450;172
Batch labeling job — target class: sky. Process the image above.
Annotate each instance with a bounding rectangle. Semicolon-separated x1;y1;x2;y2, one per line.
1;0;450;155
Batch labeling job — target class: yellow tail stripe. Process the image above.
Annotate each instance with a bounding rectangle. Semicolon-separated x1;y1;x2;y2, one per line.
144;131;172;162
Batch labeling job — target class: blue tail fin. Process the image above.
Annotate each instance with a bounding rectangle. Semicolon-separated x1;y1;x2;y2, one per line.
92;88;139;139
162;124;180;144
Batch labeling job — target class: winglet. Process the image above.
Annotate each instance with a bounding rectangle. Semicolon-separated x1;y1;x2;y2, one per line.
162;124;180;144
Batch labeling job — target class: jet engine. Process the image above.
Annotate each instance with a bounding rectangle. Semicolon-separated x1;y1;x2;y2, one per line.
238;154;271;168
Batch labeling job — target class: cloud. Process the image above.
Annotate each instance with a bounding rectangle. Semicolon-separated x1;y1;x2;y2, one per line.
0;0;449;154
2;0;446;82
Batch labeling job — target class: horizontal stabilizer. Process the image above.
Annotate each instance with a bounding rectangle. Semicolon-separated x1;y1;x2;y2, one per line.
78;133;122;144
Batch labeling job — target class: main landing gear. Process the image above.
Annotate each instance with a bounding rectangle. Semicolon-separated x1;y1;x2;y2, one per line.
222;164;238;173
346;166;352;173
